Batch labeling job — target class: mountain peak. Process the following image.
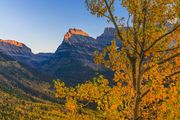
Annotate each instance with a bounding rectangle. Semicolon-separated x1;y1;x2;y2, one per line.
99;27;115;38
64;28;89;40
0;39;32;57
0;39;24;47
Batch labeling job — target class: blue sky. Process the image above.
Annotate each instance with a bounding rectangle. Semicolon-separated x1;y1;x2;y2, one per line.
0;0;128;53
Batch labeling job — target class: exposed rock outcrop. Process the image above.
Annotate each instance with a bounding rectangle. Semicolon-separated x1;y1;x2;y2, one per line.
64;28;89;40
0;39;24;47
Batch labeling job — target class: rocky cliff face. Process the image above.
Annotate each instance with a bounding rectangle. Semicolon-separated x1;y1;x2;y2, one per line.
97;27;115;40
43;28;115;86
97;27;119;47
42;29;98;85
0;39;32;57
64;28;89;40
54;28;98;65
97;27;122;49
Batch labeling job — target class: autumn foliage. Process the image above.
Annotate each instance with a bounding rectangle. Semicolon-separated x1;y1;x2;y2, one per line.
54;0;180;119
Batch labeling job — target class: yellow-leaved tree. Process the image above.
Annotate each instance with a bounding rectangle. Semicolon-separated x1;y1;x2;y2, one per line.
85;0;180;119
54;0;179;119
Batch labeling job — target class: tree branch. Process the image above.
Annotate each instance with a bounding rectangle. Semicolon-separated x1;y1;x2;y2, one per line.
125;13;141;56
156;46;180;53
104;0;124;41
144;24;180;52
141;0;148;51
98;10;112;20
165;70;180;78
158;52;180;65
126;13;133;33
143;52;180;73
140;88;150;99
109;0;114;8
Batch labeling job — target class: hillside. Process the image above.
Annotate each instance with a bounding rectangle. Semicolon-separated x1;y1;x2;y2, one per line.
0;51;53;101
0;90;108;120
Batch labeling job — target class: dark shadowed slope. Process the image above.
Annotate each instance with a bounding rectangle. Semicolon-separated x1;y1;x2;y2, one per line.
0;51;54;101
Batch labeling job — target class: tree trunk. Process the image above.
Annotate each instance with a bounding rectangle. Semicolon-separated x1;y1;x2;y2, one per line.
134;93;141;120
134;64;142;120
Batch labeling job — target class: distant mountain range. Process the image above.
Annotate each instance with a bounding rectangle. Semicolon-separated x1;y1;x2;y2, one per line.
0;27;118;95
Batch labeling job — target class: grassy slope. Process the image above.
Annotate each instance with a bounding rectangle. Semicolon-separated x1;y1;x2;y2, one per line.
0;90;106;120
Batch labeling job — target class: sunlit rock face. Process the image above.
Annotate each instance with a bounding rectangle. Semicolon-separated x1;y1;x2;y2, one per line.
0;39;32;56
64;28;89;40
0;39;24;47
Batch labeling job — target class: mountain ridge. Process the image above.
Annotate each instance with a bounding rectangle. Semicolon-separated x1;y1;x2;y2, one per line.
0;27;117;86
0;39;32;56
0;39;24;47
